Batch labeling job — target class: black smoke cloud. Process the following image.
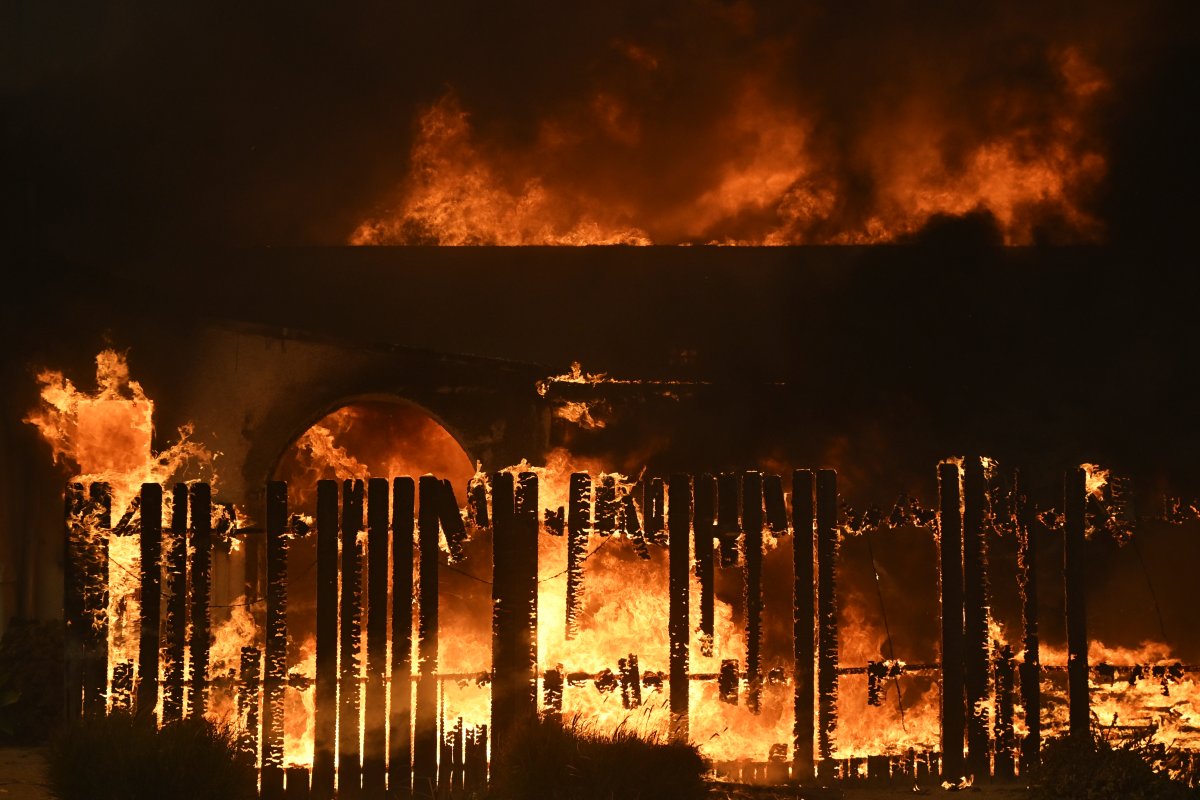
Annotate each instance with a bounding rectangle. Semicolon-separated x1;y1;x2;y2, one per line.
3;0;1196;252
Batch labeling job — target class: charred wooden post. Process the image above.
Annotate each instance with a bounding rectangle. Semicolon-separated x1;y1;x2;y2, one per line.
694;474;716;657
719;659;739;705
1017;474;1041;775
763;474;788;533
363;479;390;799
136;483;162;719
339;479;365;798
595;475;617;536
962;457;991;779
566;473;591;640
189;482;212;718
63;483;86;720
619;654;642;709
543;666;564;716
437;479;466;562
938;462;966;781
465;726;487;795
162;483;188;724
668;473;691;742
239;646;262;763
743;471;764;715
994;644;1016;778
261;482;289;799
311;481;339;800
111;661;134;712
717;472;740;567
437;728;453;800
453;719;465;794
621;492;651;559
468;476;489;528
285;767;310;800
815;470;838;778
792;469;816;780
1065;466;1090;741
389;478;416;800
647;477;666;545
83;482;111;716
415;476;442;798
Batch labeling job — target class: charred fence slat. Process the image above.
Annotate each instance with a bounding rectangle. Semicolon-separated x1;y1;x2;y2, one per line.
743;471;764;715
262;482;289;799
1065;467;1089;740
994;644;1016;778
647;477;666;545
962;457;990;779
162;483;188;724
566;473;590;640
938;462;966;781
668;473;691;742
621;491;650;559
694;474;716;658
415;476;441;798
438;479;466;562
63;483;86;720
792;469;815;780
311;480;338;800
83;482;111;716
389;477;416;800
595;475;617;536
363;478;390;799
111;661;133;712
815;469;838;778
339;479;365;798
1017;473;1041;774
763;474;788;533
189;482;212;718
543;666;564;717
239;646;262;765
717;472;740;568
136;482;162;720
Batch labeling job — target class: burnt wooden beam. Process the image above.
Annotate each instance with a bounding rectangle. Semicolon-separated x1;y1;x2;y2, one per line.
619;654;642;709
339;479;365;798
363;479;390;799
492;472;539;761
566;473;590;641
763;474;788;534
468;476;489;528
262;481;289;800
136;482;162;720
239;646;262;765
815;469;838;779
694;474;717;658
438;479;466;562
719;659;739;705
668;473;691;742
938;462;966;781
111;661;133;712
994;644;1016;778
311;481;338;800
792;469;816;780
162;483;188;724
83;482;111;716
621;492;650;559
595;475;617;536
285;767;310;800
63;483;86;720
743;471;764;715
646;477;666;546
1065;466;1090;741
414;476;441;798
189;482;212;718
1017;472;1041;774
962;457;991;779
389;477;415;800
543;666;564;717
717;472;740;567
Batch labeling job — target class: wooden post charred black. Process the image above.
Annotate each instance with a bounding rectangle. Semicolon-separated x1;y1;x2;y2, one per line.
453;719;465;794
111;661;134;712
363;478;390;799
284;767;310;800
63;483;86;720
994;644;1016;778
339;479;365;798
668;473;691;742
621;493;650;559
792;469;815;780
566;473;590;640
415;476;442;798
491;472;539;763
162;483;188;724
743;471;764;715
312;481;339;800
82;482;111;716
543;666;564;716
647;477;666;545
239;646;261;764
764;475;788;533
189;482;212;718
437;479;466;562
815;470;838;778
468;476;489;529
938;462;966;781
1065;466;1089;741
694;474;716;658
263;481;289;799
1017;473;1041;775
962;457;991;779
719;659;739;705
389;477;415;800
717;472;740;567
619;654;642;709
136;483;162;720
595;475;617;536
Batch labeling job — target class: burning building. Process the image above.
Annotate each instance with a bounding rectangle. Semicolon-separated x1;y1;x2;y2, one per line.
2;1;1199;798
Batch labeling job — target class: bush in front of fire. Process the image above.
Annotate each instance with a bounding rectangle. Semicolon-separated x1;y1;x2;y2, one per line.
1033;731;1198;800
489;714;708;800
47;713;256;800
